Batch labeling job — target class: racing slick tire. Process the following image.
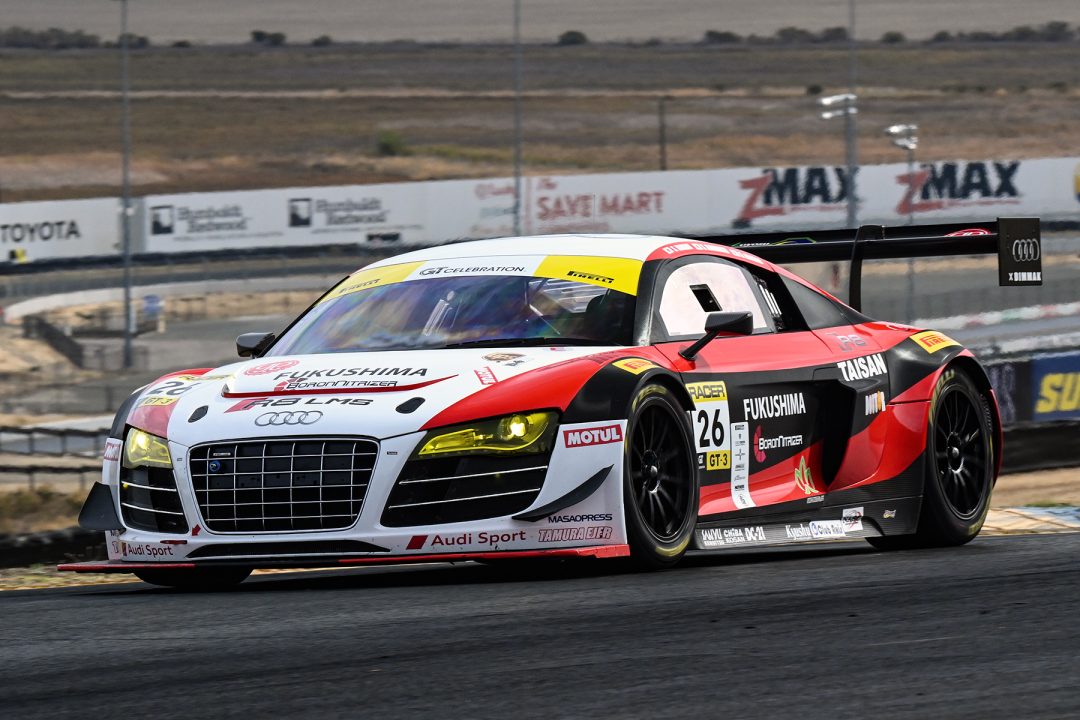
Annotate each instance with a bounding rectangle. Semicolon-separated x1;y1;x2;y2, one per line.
133;567;253;590
623;384;698;569
868;366;994;551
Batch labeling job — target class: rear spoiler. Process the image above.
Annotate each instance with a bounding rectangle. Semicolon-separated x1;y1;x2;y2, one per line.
688;217;1041;312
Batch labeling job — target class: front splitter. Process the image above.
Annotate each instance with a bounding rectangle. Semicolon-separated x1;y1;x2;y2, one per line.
57;544;630;573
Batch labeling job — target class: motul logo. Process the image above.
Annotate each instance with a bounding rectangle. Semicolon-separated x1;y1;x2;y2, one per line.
563;424;624;448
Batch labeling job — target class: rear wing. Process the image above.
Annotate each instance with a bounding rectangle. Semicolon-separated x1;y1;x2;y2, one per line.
689;217;1041;312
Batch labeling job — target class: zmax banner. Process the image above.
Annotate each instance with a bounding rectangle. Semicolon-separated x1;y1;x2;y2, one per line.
3;156;1080;262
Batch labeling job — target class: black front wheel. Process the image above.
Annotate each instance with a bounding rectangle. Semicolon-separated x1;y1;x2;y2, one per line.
624;384;698;569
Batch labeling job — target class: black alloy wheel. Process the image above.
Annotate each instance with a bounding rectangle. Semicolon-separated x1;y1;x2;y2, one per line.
868;366;994;551
630;406;692;541
624;384;697;568
933;380;991;520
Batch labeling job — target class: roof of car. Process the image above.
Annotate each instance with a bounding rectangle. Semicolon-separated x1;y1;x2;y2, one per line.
363;234;717;268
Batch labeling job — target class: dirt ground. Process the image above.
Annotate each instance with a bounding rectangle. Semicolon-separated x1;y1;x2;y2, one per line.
1;42;1077;200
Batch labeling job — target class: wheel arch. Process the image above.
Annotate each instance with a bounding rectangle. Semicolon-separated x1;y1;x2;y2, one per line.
562;363;693;424
944;355;1003;480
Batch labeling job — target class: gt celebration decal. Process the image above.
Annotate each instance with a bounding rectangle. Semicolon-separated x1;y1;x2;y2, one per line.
323;255;643;301
910;331;960;354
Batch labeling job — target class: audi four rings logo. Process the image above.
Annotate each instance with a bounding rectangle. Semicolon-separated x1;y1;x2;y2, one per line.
254;411;323;426
1012;238;1040;262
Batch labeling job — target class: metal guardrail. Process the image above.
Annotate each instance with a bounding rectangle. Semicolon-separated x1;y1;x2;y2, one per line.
0;464;98;491
0;426;107;457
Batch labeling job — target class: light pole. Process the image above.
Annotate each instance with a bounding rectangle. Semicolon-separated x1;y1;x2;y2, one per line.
511;0;523;236
817;0;859;229
658;96;669;171
844;0;858;229
116;0;135;369
886;123;919;322
819;92;858;229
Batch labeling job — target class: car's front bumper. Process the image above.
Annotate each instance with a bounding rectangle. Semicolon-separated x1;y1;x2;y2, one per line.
60;421;629;573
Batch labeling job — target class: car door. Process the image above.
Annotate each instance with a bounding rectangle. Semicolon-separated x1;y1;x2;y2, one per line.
650;255;844;521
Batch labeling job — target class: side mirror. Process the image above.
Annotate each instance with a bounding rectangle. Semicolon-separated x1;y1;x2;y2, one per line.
236;332;276;358
678;311;753;361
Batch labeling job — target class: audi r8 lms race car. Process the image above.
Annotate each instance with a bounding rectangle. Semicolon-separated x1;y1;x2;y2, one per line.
60;217;1043;588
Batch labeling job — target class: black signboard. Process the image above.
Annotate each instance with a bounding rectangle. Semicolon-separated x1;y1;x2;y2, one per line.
997;216;1042;287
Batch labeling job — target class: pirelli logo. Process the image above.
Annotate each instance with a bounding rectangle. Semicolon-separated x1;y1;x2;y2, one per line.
910;331;960;354
686;381;728;402
566;269;614;284
613;358;657;375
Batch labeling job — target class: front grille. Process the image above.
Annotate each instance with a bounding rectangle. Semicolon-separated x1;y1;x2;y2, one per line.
382;454;547;527
189;437;377;533
120;466;188;534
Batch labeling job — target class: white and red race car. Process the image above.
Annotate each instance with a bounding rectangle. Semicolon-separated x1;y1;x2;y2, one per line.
61;221;1037;588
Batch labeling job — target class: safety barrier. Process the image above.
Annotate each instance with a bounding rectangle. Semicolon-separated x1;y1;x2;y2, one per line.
0;426;107;457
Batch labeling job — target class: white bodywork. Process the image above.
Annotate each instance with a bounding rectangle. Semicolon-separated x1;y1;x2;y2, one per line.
97;233;676;564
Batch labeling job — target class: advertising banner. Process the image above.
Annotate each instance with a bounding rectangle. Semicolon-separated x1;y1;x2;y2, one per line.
0;198;119;263
140;183;428;254
5;155;1079;260
1030;352;1080;422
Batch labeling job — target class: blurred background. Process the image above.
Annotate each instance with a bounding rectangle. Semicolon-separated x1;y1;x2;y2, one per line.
0;1;1077;546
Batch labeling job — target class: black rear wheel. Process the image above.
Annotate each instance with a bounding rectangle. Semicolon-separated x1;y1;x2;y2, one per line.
134;567;252;590
624;384;697;569
868;366;994;550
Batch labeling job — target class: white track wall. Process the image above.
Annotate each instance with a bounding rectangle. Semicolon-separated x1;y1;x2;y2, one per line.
3;157;1079;262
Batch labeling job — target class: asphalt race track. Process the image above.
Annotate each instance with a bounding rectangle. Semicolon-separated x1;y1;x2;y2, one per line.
3;534;1079;719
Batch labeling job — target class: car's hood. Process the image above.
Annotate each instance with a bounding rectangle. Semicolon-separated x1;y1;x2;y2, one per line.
131;346;620;447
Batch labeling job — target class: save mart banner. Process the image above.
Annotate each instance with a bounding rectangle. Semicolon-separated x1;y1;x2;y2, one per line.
3;156;1079;262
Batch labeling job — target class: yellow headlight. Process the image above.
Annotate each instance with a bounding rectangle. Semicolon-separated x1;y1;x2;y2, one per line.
418;411;556;457
123;428;173;469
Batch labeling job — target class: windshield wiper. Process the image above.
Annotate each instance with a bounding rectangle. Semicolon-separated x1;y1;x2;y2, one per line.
442;337;615;349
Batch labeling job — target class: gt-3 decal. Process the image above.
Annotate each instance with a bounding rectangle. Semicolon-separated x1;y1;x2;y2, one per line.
685;381;731;472
139;396;177;407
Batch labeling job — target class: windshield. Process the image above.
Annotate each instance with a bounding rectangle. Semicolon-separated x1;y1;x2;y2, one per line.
269;275;636;354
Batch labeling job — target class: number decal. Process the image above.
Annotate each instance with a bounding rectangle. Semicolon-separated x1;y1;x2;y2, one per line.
686;381;732;472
